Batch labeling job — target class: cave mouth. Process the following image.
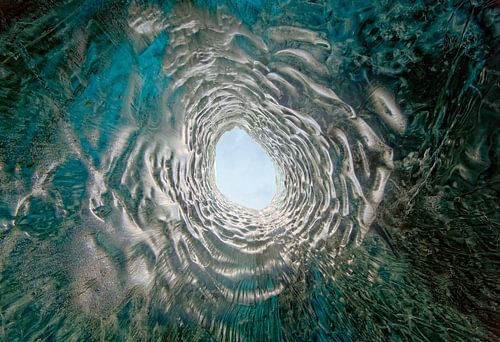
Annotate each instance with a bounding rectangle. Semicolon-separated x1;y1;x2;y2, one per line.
215;127;277;210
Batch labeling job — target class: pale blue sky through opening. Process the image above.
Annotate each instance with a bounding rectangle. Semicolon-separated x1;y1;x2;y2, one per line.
215;127;276;210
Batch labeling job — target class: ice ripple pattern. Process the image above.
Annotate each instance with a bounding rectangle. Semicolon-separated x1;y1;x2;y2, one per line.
84;4;398;319
0;1;498;341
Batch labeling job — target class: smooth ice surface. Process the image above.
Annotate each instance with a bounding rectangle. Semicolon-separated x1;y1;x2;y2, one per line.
215;128;276;209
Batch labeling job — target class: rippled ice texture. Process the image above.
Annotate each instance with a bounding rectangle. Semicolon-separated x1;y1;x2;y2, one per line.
0;0;499;341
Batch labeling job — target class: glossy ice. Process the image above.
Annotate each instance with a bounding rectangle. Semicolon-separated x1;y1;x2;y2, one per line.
0;1;498;341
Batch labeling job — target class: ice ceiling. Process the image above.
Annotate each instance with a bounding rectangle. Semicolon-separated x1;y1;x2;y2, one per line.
0;0;498;341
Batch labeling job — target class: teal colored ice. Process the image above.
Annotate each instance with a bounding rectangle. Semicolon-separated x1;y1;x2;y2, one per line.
0;1;498;341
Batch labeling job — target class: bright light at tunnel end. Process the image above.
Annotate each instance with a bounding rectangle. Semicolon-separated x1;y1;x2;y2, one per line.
215;127;277;210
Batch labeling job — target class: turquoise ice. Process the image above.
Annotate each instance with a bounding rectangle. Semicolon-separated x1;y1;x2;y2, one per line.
0;0;498;341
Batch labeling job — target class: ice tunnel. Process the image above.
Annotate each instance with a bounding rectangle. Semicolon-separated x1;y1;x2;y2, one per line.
0;0;498;341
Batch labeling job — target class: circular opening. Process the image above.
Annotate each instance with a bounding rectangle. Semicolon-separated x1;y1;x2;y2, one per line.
214;127;277;210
